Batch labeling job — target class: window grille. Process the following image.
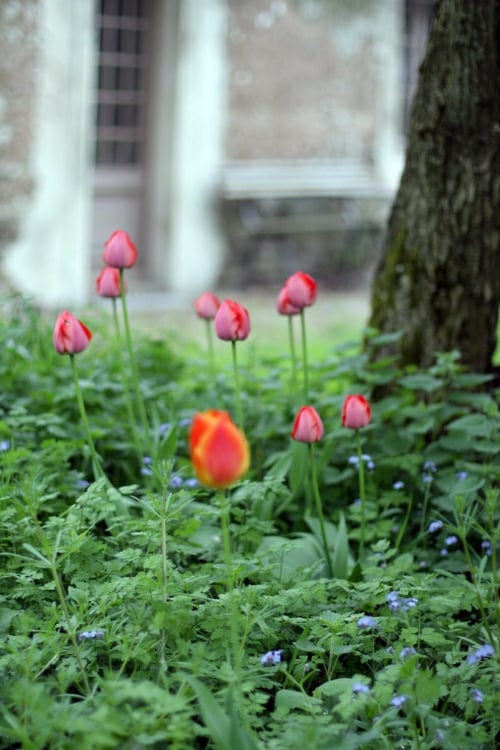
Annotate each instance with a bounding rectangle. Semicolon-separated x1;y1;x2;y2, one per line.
94;0;150;165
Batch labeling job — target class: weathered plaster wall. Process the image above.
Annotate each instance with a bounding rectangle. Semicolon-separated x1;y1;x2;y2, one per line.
0;0;38;254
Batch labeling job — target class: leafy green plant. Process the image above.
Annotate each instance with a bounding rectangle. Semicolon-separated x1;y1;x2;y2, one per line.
0;293;498;749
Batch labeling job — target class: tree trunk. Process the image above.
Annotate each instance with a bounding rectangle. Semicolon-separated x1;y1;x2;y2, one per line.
369;0;500;372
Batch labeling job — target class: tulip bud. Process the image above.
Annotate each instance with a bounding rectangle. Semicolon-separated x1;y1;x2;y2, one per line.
53;311;92;355
189;409;250;489
214;299;251;341
285;271;318;309
276;286;301;316
341;394;371;429
291;406;324;443
96;266;123;298
103;230;138;269
194;291;221;320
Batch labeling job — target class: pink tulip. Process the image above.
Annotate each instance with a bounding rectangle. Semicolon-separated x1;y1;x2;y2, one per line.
341;395;372;429
214;299;251;341
103;230;138;269
96;266;123;298
53;311;92;355
276;286;301;316
194;291;221;320
291;406;324;443
285;271;318;309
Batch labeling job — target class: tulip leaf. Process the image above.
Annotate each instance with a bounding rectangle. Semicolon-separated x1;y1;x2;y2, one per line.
158;423;178;460
288;441;309;496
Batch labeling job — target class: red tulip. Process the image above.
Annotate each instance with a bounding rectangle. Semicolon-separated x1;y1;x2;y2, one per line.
291;406;324;443
341;395;372;429
276;286;301;316
189;409;250;488
285;271;318;309
53;311;92;355
103;230;138;269
96;266;123;298
194;291;221;320
214;299;251;341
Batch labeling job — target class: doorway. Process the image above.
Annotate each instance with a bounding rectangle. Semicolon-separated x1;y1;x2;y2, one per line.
92;0;152;273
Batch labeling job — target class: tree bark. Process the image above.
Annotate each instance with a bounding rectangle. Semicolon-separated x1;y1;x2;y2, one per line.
369;0;500;372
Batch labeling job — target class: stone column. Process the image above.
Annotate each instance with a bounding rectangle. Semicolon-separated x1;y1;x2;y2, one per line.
166;0;228;297
373;0;405;190
3;0;95;307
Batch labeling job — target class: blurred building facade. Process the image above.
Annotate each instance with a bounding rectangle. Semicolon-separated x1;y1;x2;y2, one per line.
0;0;435;306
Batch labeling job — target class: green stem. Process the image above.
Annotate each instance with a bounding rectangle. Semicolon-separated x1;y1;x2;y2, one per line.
309;444;333;578
70;355;104;481
119;270;150;440
112;297;143;465
356;431;366;560
219;491;242;679
50;560;91;696
458;525;495;647
394;493;414;552
486;491;500;637
159;482;171;677
231;340;243;429
287;315;298;396
299;308;309;401
419;481;432;537
205;318;216;378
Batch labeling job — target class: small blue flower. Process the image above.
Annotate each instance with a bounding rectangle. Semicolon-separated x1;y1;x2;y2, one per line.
445;535;458;546
141;456;153;476
178;417;193;429
469;688;484;703
159;422;171;437
261;649;284;666
357;615;378;629
367;460;375;470
169;475;183;489
0;439;11;452
422;473;434;484
392;481;405;490
352;682;370;694
404;597;418;609
481;540;492;556
361;453;371;462
428;520;443;534
391;694;408;708
423;460;437;473
440;548;448;556
75;479;90;489
387;591;401;610
400;647;417;659
466;644;495;665
386;592;418;614
184;477;199;488
352;498;361;506
456;471;468;481
78;629;105;641
348;455;359;466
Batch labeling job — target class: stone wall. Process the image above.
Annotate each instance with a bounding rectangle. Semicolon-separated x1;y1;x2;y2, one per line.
0;0;39;254
226;0;381;161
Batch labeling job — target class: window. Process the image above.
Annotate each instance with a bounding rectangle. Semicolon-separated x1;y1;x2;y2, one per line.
94;0;150;165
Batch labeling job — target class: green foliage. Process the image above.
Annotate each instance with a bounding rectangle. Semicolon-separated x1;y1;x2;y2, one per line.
0;295;498;749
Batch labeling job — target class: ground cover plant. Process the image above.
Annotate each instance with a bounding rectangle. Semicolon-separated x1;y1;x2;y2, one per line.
0;233;498;749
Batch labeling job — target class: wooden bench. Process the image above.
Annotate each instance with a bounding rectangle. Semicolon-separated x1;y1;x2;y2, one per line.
217;159;393;286
218;159;393;235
